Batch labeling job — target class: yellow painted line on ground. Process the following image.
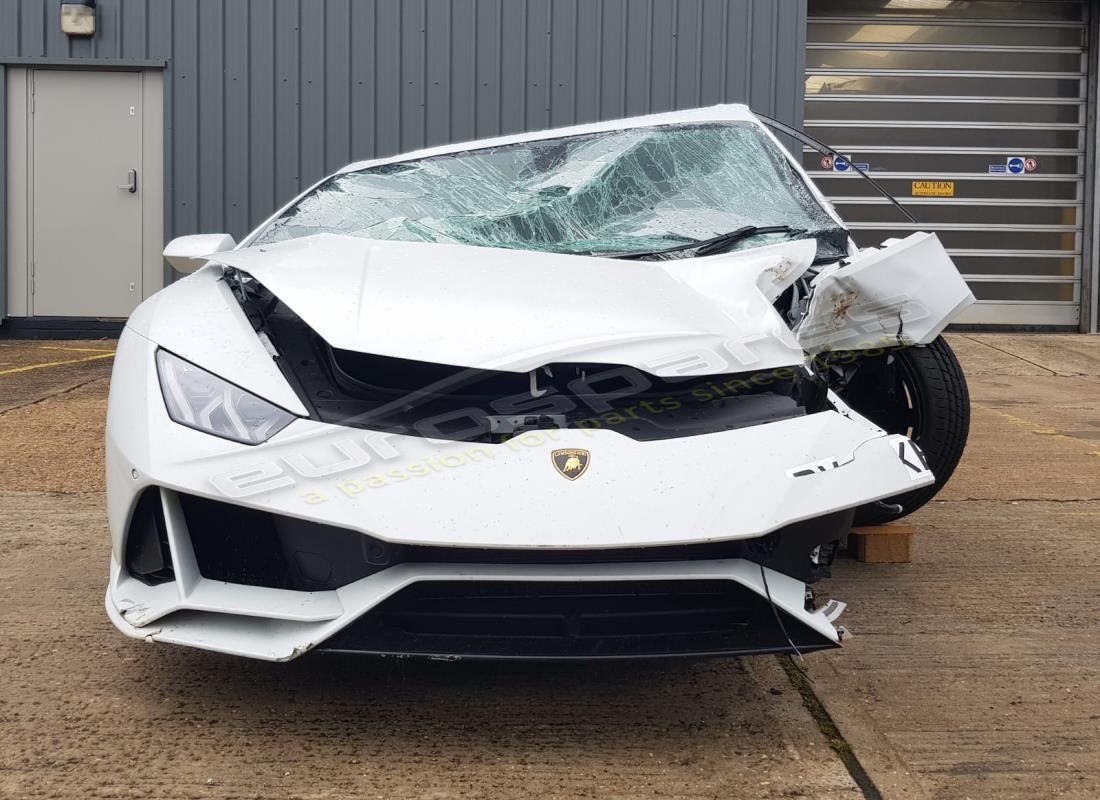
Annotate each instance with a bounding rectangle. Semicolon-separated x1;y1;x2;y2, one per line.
37;345;117;354
973;403;1100;457
0;352;115;376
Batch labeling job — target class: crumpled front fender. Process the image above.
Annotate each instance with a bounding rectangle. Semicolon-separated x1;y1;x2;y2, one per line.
797;232;975;354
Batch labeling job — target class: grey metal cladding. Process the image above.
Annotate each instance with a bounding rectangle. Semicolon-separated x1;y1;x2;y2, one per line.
0;68;6;319
0;0;807;244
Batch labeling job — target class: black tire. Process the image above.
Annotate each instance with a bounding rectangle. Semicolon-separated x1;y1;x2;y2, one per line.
829;336;970;525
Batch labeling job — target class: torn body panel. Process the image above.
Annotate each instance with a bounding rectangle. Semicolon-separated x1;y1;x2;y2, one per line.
796;233;976;354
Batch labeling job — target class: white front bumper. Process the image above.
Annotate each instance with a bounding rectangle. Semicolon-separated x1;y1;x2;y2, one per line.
106;546;840;662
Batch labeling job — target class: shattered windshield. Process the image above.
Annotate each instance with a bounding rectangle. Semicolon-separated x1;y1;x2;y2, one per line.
253;122;843;259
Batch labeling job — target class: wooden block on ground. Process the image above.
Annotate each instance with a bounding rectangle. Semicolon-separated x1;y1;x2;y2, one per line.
850;523;916;563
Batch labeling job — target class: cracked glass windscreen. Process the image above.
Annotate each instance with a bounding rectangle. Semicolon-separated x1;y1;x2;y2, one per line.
253;122;843;259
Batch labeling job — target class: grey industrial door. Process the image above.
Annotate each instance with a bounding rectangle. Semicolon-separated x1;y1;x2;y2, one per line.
30;70;144;317
806;0;1088;327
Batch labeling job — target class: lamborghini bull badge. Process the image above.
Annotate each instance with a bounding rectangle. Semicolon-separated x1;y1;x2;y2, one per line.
552;448;590;480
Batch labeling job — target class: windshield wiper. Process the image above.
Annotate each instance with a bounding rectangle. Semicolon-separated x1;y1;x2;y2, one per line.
609;225;806;260
754;112;918;225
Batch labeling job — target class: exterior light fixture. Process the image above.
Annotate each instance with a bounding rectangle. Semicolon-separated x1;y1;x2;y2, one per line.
60;0;96;37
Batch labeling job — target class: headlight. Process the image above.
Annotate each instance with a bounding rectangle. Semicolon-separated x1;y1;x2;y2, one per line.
155;349;296;444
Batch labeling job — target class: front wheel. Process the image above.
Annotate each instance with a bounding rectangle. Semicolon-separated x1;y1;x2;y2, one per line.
827;336;970;525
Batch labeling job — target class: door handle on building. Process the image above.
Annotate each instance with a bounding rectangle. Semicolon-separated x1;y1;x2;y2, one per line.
118;169;138;194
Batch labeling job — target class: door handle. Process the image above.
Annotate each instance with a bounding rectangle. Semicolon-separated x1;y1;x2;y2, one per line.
117;169;137;194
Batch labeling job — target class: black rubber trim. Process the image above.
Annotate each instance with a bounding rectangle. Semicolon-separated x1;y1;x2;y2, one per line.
0;317;123;339
318;579;839;661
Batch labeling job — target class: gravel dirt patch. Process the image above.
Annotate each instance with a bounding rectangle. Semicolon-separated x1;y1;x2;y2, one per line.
0;379;109;492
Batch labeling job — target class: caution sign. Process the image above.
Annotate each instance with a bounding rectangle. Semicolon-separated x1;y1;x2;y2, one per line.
912;180;955;197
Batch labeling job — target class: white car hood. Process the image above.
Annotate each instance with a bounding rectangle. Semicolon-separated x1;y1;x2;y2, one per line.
212;233;816;375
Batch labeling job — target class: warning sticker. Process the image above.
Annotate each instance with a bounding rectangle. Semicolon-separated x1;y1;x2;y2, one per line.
912;180;955;197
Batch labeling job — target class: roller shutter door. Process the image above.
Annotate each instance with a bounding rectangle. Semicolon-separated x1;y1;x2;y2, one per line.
806;0;1089;327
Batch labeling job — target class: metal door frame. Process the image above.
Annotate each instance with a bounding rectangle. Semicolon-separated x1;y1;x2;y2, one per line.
3;61;164;322
1085;4;1099;333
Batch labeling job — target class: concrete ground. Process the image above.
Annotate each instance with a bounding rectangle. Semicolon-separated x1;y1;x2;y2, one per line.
0;334;1097;799
808;334;1100;800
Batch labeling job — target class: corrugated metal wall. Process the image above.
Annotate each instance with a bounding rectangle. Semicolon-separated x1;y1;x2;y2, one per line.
1;0;806;307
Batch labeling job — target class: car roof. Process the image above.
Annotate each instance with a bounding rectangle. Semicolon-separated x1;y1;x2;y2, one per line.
335;103;761;176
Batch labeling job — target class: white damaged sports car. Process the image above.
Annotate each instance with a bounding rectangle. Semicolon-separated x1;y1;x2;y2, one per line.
106;104;973;661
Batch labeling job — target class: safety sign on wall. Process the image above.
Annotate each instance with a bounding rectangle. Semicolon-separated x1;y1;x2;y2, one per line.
991;156;1038;175
821;154;870;173
912;181;955;197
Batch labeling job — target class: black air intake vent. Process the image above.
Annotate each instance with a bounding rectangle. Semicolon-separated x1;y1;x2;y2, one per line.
168;491;850;591
179;493;386;591
124;488;174;586
320;580;838;660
